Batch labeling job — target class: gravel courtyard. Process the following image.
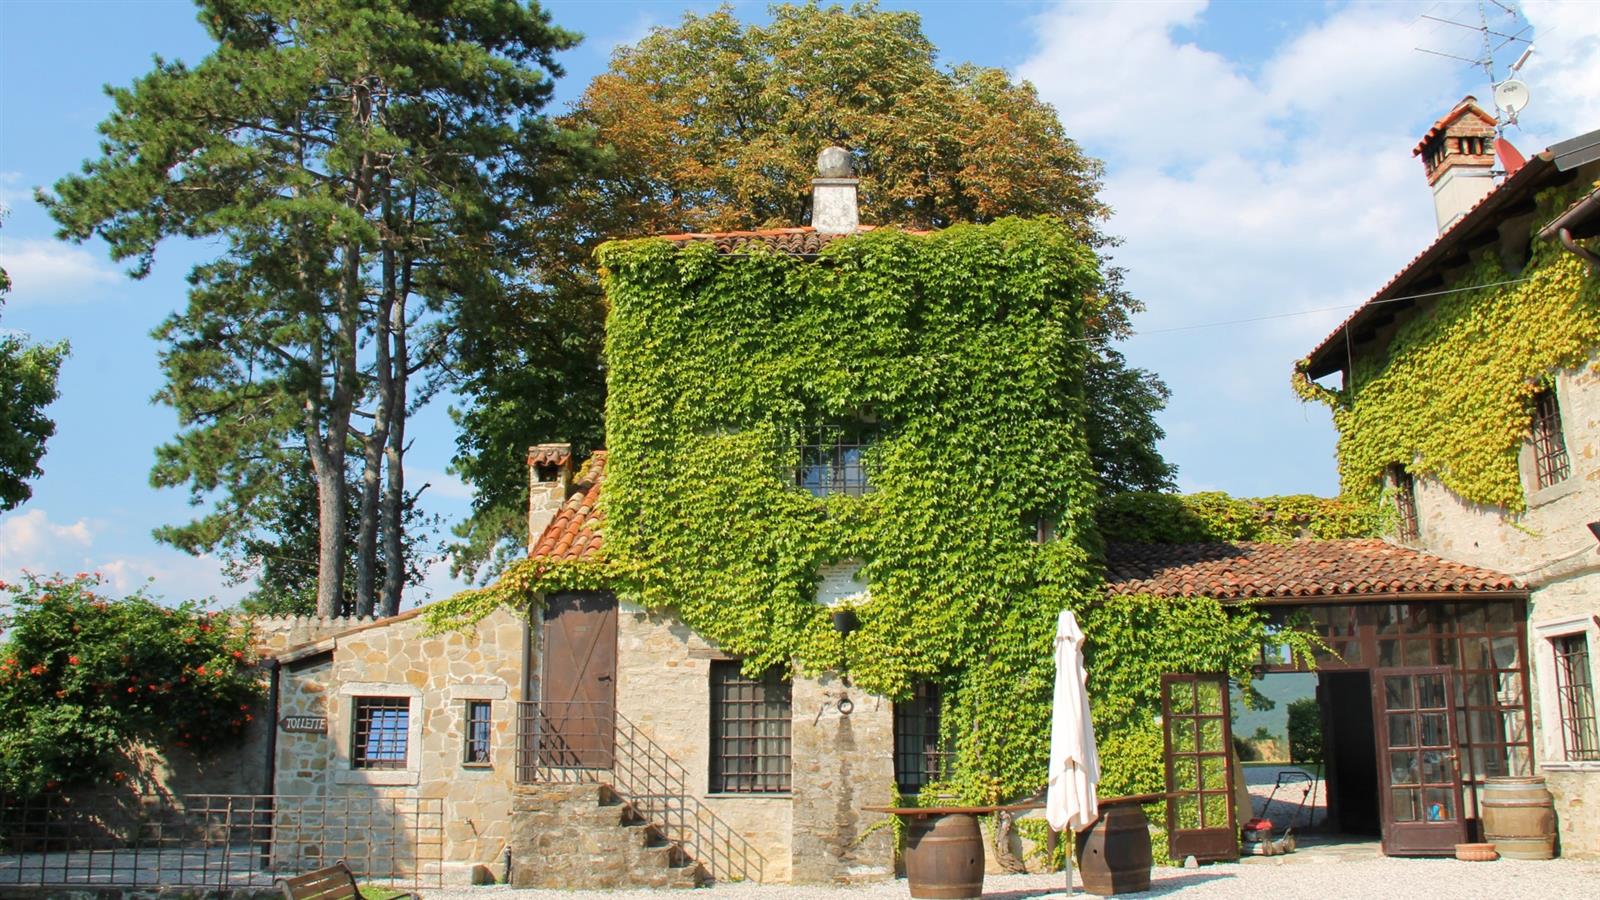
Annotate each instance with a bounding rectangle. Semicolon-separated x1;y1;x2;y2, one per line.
423;854;1599;900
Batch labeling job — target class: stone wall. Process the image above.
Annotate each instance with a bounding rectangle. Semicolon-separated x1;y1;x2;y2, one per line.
1410;349;1600;857
271;606;528;880
613;602;896;884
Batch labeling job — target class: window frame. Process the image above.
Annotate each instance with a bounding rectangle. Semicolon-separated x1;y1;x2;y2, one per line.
793;423;879;497
1388;464;1419;543
894;682;951;794
708;661;792;795
1529;388;1571;491
1533;615;1600;770
463;699;494;767
351;695;411;771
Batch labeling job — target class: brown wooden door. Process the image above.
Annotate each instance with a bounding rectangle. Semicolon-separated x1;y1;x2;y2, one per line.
1374;666;1466;856
541;591;617;768
1162;673;1239;862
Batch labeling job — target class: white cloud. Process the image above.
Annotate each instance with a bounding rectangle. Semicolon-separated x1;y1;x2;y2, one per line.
410;467;475;502
1015;1;1597;495
0;508;94;566
0;172;24;211
0;237;119;303
96;553;241;606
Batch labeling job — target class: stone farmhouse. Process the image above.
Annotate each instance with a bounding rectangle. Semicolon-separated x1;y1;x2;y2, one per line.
245;111;1600;885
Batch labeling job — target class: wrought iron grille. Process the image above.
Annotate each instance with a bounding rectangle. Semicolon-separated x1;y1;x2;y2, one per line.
1532;390;1570;489
516;700;767;883
710;662;792;793
352;696;410;770
894;682;952;794
1390;465;1419;543
794;426;878;497
0;793;442;890
1553;634;1599;761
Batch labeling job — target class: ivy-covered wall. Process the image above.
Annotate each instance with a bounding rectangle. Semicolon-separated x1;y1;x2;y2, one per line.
1097;491;1382;544
433;218;1306;807
1295;185;1600;511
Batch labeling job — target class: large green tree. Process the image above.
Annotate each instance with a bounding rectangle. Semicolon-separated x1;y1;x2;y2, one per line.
44;0;592;615
450;0;1175;580
0;213;69;512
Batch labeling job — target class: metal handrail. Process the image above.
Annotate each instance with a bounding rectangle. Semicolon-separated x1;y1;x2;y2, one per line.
516;700;766;883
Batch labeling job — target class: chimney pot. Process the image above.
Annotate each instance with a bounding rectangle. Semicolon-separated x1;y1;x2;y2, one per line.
1415;97;1498;233
812;146;859;235
527;443;574;552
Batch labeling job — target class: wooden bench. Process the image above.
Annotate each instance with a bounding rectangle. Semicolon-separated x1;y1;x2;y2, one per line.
276;860;417;900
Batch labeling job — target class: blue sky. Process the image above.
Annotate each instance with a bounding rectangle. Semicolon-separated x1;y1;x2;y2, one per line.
2;1;1597;608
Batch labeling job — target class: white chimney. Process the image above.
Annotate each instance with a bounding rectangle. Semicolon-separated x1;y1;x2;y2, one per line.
812;146;859;235
1414;97;1498;233
526;443;573;552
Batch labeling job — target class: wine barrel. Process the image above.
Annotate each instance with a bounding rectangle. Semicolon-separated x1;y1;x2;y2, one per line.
903;813;985;899
1075;805;1154;895
1481;776;1556;860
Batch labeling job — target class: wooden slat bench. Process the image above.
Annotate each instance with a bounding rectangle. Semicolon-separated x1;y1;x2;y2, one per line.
276;860;417;900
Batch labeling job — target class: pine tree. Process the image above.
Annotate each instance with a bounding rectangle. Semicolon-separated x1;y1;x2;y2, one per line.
44;0;592;615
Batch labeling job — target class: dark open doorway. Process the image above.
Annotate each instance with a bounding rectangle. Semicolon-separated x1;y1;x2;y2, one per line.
1320;670;1379;836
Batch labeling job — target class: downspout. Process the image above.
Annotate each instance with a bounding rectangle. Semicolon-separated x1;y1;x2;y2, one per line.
1554;226;1600;273
1540;189;1600;273
264;657;281;794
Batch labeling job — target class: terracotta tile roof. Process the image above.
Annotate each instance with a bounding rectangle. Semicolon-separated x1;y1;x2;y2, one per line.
530;452;606;562
1104;539;1522;601
653;224;929;254
1411;96;1496;156
1301;149;1558;378
526;444;572;467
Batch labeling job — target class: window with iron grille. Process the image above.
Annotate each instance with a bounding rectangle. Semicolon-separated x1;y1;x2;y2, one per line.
1531;389;1570;489
795;424;878;497
894;683;951;794
710;662;792;793
464;700;492;765
1390;465;1419;543
352;696;410;769
1553;634;1599;761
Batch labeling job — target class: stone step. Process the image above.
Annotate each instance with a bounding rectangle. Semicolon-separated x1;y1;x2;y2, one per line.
509;780;708;889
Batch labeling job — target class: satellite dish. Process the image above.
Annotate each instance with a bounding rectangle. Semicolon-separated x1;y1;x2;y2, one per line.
1494;79;1531;123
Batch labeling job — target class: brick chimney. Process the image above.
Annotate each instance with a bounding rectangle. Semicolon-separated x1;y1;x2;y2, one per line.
1414;97;1498;232
812;146;859;235
527;443;573;552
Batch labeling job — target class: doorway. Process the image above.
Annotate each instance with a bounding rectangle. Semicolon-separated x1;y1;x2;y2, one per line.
1320;670;1378;836
540;590;617;768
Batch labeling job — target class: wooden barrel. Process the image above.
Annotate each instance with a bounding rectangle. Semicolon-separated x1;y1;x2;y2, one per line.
903;813;985;899
1481;776;1556;860
1075;805;1153;895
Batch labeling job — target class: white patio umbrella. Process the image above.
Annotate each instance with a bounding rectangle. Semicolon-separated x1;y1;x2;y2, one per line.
1046;608;1100;892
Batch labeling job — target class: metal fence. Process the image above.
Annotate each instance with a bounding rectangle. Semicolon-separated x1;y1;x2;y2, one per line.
0;793;443;890
518;700;767;883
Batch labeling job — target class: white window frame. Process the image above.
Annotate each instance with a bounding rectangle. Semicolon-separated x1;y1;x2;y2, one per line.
1532;614;1600;771
335;683;422;786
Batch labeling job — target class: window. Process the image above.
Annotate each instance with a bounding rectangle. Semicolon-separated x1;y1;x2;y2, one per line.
1389;464;1419;543
1531;389;1570;489
1553;635;1599;762
710;662;791;793
894;683;951;793
464;700;493;765
795;424;878;497
352;696;410;769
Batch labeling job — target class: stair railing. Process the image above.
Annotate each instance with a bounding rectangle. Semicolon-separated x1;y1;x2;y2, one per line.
516;700;767;883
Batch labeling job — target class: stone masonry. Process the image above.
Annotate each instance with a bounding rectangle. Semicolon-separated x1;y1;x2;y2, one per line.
508;783;701;889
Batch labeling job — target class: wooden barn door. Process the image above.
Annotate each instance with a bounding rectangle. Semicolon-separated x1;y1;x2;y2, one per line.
541;591;617;768
1162;672;1240;862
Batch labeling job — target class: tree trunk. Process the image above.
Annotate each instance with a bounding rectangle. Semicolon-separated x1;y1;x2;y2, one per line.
379;231;411;618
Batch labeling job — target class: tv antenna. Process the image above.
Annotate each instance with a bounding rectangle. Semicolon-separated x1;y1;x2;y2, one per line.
1414;1;1534;128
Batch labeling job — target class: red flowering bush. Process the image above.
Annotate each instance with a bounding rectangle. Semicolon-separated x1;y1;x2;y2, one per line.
0;573;262;798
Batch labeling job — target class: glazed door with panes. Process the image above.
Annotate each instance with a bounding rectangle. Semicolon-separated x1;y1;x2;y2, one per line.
541;591;617;768
1374;666;1466;855
1162;673;1239;862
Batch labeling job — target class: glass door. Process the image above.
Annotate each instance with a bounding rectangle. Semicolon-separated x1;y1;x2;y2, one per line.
1162;673;1239;862
1374;666;1466;855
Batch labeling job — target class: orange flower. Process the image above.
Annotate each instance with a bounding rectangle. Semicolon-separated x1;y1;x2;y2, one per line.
68;656;79;665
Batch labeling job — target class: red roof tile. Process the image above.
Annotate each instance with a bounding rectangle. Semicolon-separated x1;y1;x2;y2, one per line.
1411;96;1496;157
526;444;572;468
652;224;930;254
530;452;606;562
1105;540;1522;601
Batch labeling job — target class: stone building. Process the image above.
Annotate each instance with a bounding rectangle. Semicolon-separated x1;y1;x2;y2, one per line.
1298;102;1600;856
